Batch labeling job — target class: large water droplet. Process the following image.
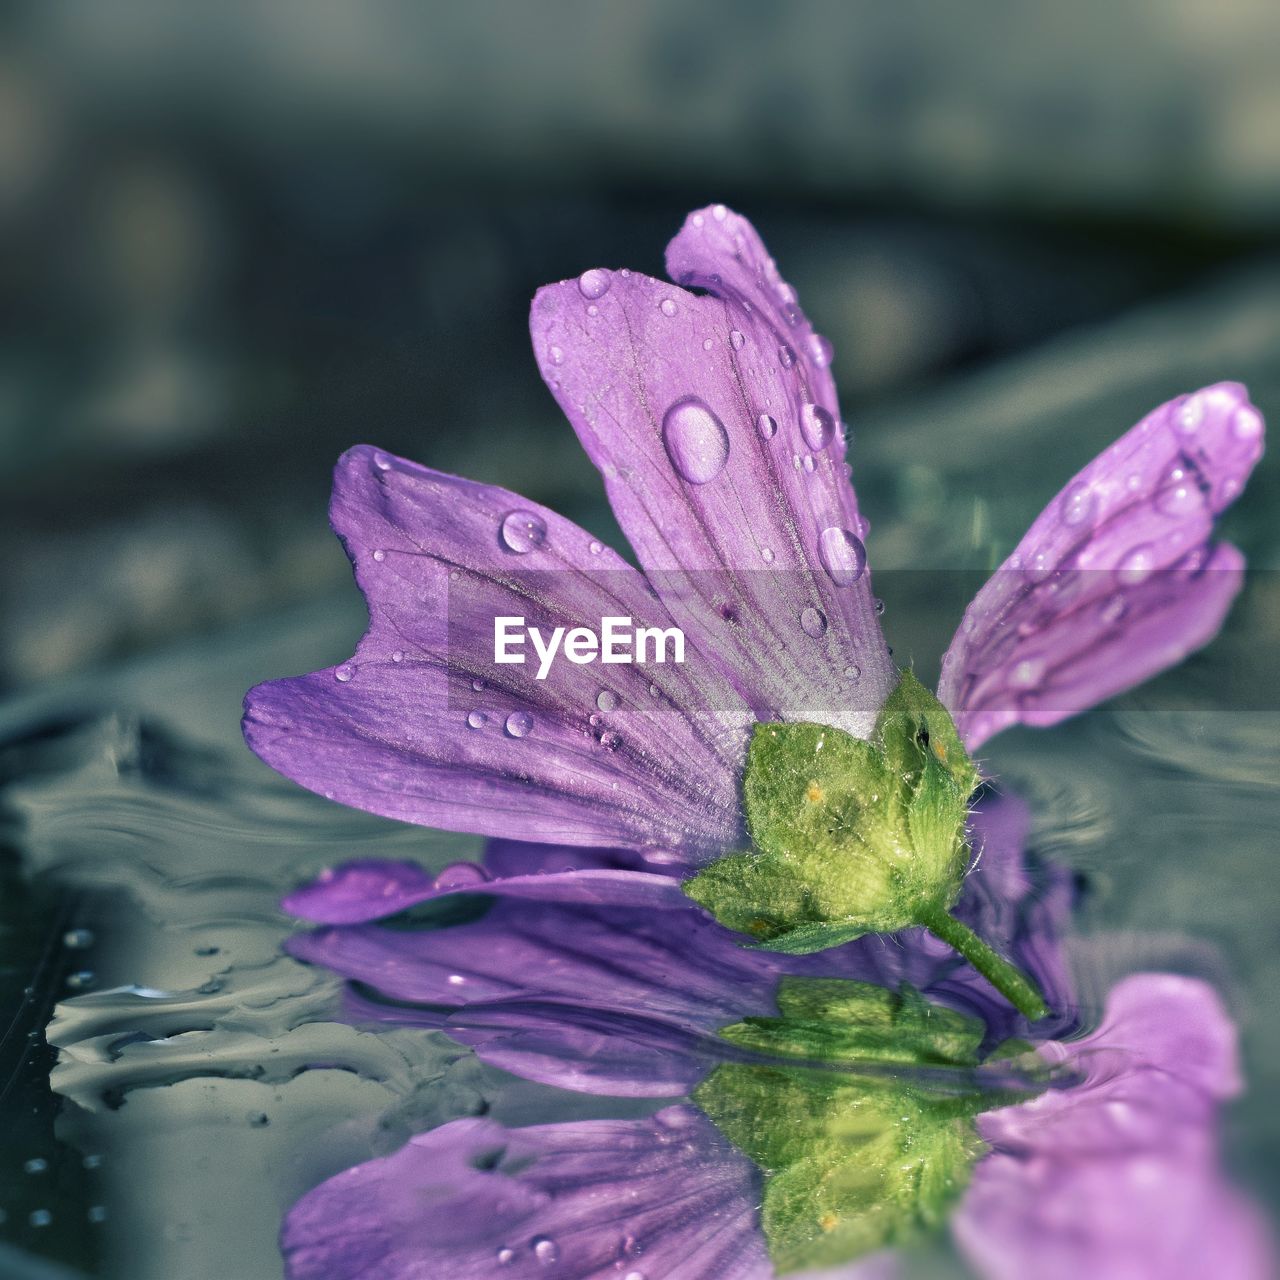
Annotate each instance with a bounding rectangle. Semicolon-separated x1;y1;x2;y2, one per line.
467;711;487;730
1233;405;1262;440
1155;473;1201;517
505;711;534;738
807;333;834;367
818;526;867;586
1009;654;1047;688
497;1247;515;1265
729;329;746;350
800;606;828;638
659;298;678;317
662;398;729;485
334;664;354;683
577;269;610;300
532;1237;560;1265
501;510;548;554
596;689;619;713
434;862;491;891
803;409;834;455
1060;482;1098;528
1117;544;1156;585
760;546;774;563
1176;395;1203;433
756;413;777;440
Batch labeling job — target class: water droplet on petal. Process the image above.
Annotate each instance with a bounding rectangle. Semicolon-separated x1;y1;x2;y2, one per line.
1176;395;1204;433
599;730;622;751
1117;544;1156;585
1100;594;1128;624
391;650;404;663
373;451;391;471
467;710;487;730
818;527;867;586
334;664;354;683
1009;655;1047;689
800;606;828;637
434;862;491;891
1060;482;1098;527
712;203;727;221
372;548;386;562
807;333;834;367
801;454;815;473
1233;405;1262;440
760;546;774;563
505;711;534;738
548;345;564;366
729;330;746;350
648;683;660;697
659;297;678;317
1155;477;1201;517
702;337;714;351
844;664;861;680
596;689;619;713
778;344;796;368
497;1247;516;1265
756;413;777;440
588;539;603;555
577;269;609;300
662;398;729;485
1024;552;1055;584
533;1236;560;1265
500;510;548;554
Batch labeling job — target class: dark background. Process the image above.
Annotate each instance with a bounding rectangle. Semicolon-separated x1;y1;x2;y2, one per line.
2;0;1278;693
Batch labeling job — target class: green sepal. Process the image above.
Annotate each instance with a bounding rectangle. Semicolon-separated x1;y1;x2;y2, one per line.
694;977;1007;1274
685;670;979;950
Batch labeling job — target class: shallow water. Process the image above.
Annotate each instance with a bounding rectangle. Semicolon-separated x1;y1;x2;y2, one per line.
4;272;1280;1276
2;561;1277;1278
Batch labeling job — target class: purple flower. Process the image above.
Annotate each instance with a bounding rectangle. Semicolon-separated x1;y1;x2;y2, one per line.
242;205;1264;865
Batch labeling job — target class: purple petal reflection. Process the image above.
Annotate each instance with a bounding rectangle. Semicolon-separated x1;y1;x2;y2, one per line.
286;791;1070;1095
281;1107;773;1280
954;974;1274;1280
939;383;1263;750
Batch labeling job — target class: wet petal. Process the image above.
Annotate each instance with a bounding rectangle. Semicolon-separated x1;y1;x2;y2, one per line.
281;1108;773;1280
939;383;1263;749
282;845;685;925
531;206;895;738
954;974;1272;1280
244;446;752;855
288;897;858;1096
286;791;1071;1097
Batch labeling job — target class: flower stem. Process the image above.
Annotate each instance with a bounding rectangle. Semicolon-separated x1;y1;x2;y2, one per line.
916;905;1048;1021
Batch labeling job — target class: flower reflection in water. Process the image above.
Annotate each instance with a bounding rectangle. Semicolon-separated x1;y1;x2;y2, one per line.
278;794;1270;1279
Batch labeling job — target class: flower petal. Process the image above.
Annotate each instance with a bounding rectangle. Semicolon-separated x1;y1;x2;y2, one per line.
939;383;1263;749
281;1108;773;1280
954;973;1273;1280
282;846;686;926
531;206;895;737
244;445;753;855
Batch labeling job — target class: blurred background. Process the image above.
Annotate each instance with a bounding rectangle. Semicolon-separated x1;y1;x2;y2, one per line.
1;3;1278;1277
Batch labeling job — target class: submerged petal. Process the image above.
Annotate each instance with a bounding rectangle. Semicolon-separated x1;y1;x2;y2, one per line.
244;446;752;855
281;1109;772;1280
939;384;1263;749
531;206;895;738
954;974;1272;1280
